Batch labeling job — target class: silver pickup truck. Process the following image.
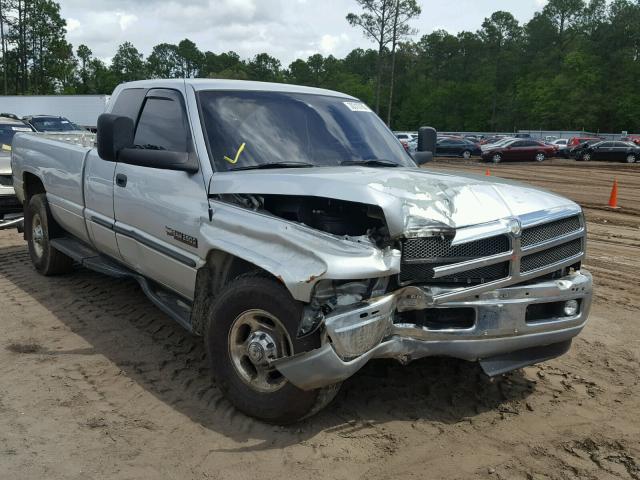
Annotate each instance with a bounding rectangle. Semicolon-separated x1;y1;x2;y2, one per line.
11;79;592;423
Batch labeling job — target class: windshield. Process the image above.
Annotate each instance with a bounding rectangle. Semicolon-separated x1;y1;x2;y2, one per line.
198;91;415;171
30;117;81;132
0;123;32;147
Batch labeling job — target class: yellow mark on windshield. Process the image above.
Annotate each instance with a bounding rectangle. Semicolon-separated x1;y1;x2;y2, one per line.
224;142;246;164
1;144;11;152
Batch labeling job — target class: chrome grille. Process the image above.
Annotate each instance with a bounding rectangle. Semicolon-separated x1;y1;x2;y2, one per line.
521;215;581;247
520;239;583;273
399;211;586;295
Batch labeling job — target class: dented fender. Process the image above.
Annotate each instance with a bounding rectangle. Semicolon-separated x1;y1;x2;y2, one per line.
199;200;401;301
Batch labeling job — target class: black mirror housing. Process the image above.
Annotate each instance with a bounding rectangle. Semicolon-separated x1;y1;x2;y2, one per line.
97;114;134;162
417;126;437;153
413;151;433;165
118;148;199;173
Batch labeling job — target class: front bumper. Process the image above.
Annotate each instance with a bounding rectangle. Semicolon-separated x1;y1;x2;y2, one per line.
274;270;592;390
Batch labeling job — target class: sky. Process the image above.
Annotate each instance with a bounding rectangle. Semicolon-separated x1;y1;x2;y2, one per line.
60;0;550;65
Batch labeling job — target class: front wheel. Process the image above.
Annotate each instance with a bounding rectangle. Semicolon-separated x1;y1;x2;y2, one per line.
204;274;339;424
582;152;592;162
535;152;546;162
492;153;502;164
26;194;74;275
625;154;636;163
462;150;472;160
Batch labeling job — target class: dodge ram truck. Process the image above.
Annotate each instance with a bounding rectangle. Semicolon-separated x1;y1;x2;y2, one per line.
11;79;593;423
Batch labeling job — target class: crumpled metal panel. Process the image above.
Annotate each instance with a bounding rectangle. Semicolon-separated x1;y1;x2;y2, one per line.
209;166;577;239
200;200;401;302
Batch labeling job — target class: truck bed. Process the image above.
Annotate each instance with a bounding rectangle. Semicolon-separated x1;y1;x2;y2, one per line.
11;132;96;243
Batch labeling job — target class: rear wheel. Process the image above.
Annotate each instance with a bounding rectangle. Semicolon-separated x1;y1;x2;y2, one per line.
204;275;340;424
492;153;502;164
26;194;74;275
625;154;636;164
462;150;472;160
535;152;546;162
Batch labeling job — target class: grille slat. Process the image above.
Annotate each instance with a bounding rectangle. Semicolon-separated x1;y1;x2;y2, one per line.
521;215;581;247
403;235;509;261
520;239;583;273
401;235;510;284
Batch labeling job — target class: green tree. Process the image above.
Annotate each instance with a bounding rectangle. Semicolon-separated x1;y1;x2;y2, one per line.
110;41;146;83
386;0;421;126
347;0;396;114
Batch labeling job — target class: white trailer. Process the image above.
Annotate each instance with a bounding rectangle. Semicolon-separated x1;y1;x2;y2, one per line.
0;95;109;130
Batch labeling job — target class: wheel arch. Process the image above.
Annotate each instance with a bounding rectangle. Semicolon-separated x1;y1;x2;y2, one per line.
190;249;283;335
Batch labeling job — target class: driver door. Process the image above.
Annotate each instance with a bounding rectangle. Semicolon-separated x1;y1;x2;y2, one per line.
112;88;208;299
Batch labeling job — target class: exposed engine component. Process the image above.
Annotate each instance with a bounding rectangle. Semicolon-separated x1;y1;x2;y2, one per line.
222;194;391;246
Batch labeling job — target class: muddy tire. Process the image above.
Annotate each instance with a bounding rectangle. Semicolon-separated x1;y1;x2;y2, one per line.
204;274;339;424
26;194;74;275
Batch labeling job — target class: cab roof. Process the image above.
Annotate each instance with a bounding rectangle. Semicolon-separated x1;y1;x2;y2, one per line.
117;78;357;100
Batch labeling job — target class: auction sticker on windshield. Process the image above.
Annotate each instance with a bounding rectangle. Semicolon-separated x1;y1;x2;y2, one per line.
343;102;372;112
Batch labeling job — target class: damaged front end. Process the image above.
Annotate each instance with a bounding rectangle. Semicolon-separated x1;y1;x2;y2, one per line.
206;168;593;389
270;205;593;390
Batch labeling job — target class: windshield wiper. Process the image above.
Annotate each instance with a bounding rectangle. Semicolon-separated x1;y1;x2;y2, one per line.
340;159;399;167
230;161;315;171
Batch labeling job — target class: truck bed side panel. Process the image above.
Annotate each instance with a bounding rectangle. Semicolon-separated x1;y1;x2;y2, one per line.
11;133;91;244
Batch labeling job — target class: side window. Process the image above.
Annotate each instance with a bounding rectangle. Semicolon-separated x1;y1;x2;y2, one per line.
599;142;612;148
134;93;190;152
512;141;525;147
110;88;147;121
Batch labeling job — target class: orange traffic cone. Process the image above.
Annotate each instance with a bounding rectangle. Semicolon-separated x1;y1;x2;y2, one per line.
485;169;491;176
608;178;619;209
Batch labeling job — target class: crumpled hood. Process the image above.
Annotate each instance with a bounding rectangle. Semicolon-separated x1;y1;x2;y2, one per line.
210;166;577;238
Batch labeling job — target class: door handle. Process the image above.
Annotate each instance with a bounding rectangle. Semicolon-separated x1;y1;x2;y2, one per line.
116;173;127;187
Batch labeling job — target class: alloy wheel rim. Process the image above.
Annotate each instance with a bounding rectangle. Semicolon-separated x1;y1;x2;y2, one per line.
492;154;501;163
626;155;635;163
536;153;545;162
31;213;44;259
228;309;293;393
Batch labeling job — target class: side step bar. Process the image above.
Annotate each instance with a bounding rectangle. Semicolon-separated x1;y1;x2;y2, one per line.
50;237;194;333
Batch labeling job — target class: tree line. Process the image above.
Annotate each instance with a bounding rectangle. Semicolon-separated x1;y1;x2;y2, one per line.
1;0;639;133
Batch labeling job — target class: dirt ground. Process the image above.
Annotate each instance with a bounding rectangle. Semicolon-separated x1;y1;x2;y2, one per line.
1;158;639;480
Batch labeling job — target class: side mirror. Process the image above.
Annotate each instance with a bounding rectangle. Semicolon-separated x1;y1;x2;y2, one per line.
417;126;437;153
415;126;437;165
118;148;199;173
97;114;134;162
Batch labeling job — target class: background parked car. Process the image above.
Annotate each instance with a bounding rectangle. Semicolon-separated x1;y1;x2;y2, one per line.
22;115;84;132
567;136;601;147
480;137;515;152
620;134;640;145
0;114;34;148
569;139;602;159
479;135;507;145
435;137;482;159
481;139;555;163
575;141;640;163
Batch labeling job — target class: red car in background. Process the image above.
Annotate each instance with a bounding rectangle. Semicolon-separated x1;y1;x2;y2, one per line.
621;134;640;145
481;139;556;163
567;136;601;147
